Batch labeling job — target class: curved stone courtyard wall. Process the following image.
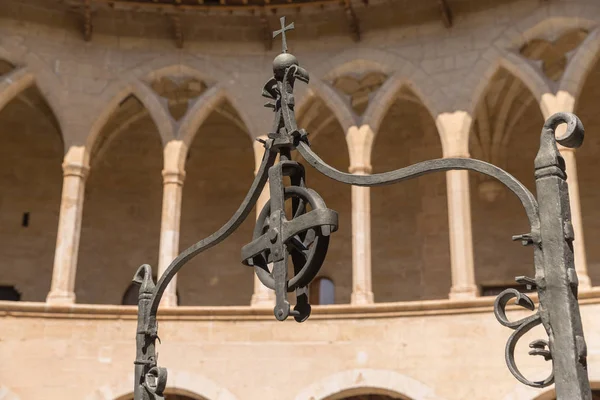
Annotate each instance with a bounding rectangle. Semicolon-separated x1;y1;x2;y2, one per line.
1;0;600;398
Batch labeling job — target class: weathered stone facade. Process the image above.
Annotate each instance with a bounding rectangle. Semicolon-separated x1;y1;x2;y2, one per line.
1;0;600;398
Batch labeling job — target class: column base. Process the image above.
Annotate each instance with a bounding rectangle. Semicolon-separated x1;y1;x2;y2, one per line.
449;285;478;300
250;292;275;308
46;290;76;305
351;291;374;305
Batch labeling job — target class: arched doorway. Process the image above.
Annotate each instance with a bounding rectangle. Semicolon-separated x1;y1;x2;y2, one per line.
370;85;449;302
120;390;204;400
0;63;63;302
77;94;163;304
323;387;409;400
469;66;544;296
178;98;255;305
338;395;404;400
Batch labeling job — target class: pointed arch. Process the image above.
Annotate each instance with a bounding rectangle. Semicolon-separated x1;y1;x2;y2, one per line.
469;58;545;297
362;71;438;137
77;83;164;305
177;84;245;147
560;27;600;104
499;14;597;50
295;369;445;400
87;80;175;162
295;77;357;135
85;370;239;400
369;79;449;303
0;69;64;302
310;77;358;132
177;82;256;305
469;51;552;117
0;67;35;116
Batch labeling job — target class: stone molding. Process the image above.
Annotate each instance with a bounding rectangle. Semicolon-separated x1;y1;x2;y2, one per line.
3;289;600;320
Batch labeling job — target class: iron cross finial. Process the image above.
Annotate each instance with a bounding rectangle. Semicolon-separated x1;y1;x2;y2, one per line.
273;16;294;53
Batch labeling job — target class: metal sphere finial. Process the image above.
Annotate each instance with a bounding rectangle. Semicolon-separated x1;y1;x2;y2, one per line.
272;16;298;80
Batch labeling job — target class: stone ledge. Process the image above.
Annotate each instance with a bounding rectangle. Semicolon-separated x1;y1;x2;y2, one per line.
2;287;600;321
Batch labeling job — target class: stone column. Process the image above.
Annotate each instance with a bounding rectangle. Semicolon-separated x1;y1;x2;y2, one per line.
251;136;275;307
158;141;187;307
47;146;89;304
347;125;374;305
437;112;478;299
540;92;591;289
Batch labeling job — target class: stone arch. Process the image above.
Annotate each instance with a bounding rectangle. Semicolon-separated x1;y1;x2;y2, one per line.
362;70;439;140
303;77;358;133
293;86;353;303
468;57;545;297
294;369;445;400
0;67;35;114
506;17;595;49
468;50;551;118
178;84;254;149
369;80;449;302
0;385;21;400
0;68;64;301
77;87;164;304
85;370;239;400
559;27;600;104
87;80;175;165
176;83;256;305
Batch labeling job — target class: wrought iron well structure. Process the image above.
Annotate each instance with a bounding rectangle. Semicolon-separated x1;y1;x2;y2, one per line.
133;17;592;400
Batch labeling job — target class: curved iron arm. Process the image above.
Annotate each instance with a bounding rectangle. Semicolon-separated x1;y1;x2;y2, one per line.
132;145;276;400
150;146;277;315
296;142;540;230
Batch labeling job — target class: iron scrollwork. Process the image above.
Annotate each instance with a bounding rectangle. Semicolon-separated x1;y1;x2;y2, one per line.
133;16;592;400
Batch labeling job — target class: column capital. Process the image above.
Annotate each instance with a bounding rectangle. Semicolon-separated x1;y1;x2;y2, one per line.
346;125;375;171
162;169;186;185
62;162;89;179
436;111;472;158
540;91;575;119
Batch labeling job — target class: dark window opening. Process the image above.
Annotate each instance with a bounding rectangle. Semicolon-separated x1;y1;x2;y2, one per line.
0;285;21;301
309;277;335;305
22;212;29;227
480;283;535;297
